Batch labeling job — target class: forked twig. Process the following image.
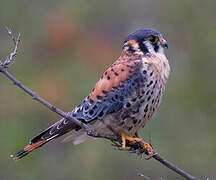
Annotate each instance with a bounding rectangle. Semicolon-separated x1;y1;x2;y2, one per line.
0;27;20;68
0;29;198;180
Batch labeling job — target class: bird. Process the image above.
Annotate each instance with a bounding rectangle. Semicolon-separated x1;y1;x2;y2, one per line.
11;28;170;160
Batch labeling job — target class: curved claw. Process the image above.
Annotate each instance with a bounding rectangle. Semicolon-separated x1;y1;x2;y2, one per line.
120;133;154;158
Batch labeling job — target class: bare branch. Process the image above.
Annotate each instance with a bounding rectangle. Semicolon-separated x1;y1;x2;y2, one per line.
0;29;199;180
138;173;152;180
153;154;197;180
0;27;20;68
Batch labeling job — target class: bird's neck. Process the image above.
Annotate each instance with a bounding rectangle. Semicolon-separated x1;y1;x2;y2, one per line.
122;40;144;56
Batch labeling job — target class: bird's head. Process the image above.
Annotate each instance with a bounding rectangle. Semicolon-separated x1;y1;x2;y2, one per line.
123;28;168;55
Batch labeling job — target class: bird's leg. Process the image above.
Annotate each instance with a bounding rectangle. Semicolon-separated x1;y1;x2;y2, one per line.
120;133;154;158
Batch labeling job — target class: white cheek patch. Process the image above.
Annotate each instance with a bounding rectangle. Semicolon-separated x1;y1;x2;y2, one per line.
157;46;164;54
143;41;155;53
143;41;164;54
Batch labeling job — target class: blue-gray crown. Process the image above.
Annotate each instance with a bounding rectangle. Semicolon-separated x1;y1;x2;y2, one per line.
124;28;162;43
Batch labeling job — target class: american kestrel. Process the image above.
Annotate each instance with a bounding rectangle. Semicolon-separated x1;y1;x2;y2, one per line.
11;28;170;160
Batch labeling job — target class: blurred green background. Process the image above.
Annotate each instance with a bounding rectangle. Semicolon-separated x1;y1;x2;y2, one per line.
0;0;215;179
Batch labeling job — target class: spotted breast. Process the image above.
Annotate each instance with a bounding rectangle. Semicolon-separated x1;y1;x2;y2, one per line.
99;52;170;137
72;51;170;137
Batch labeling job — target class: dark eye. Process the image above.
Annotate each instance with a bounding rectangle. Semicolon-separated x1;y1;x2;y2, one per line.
149;36;159;44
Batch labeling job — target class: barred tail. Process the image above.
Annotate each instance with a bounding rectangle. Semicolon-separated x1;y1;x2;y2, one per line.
11;118;81;160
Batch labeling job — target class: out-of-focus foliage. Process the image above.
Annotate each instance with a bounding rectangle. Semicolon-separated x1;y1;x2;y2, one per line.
0;0;215;179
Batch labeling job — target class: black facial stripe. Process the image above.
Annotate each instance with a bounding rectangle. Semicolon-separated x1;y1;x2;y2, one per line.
123;28;163;54
154;44;159;52
138;39;149;54
123;44;136;53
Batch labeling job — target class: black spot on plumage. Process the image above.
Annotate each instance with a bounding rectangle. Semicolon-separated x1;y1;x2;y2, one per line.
102;90;108;94
134;78;139;83
121;114;130;120
132;118;138;124
127;65;133;68
150;71;153;77
143;70;147;74
84;105;89;110
144;104;149;112
132;108;139;114
121;69;125;72
111;68;114;72
147;96;151;101
146;90;150;95
119;96;124;101
140;99;144;103
114;72;119;76
89;110;94;115
128;45;136;53
107;76;110;80
93;105;97;110
131;98;136;102
120;121;125;125
89;98;94;104
138;95;143;99
126;102;131;108
98;111;104;117
72;113;77;117
152;99;155;103
97;95;103;100
111;96;116;102
105;71;107;75
153;80;158;88
147;80;153;87
128;126;133;131
129;70;133;73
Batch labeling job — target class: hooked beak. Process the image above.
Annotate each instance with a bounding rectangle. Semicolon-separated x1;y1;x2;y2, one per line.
160;38;168;48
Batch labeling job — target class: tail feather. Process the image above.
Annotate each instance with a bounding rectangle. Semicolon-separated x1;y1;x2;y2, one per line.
11;118;81;160
10;139;47;160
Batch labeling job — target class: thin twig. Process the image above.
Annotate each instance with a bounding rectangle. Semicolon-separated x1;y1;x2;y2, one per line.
1;27;20;67
153;153;197;180
138;173;152;180
0;29;199;180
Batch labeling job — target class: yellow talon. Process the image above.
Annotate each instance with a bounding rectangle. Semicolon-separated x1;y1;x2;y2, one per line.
120;133;154;158
121;133;126;149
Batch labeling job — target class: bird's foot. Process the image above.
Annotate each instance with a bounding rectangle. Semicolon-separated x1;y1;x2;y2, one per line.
121;133;154;159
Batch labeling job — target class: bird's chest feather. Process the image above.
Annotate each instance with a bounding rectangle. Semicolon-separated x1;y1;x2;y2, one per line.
104;53;170;136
